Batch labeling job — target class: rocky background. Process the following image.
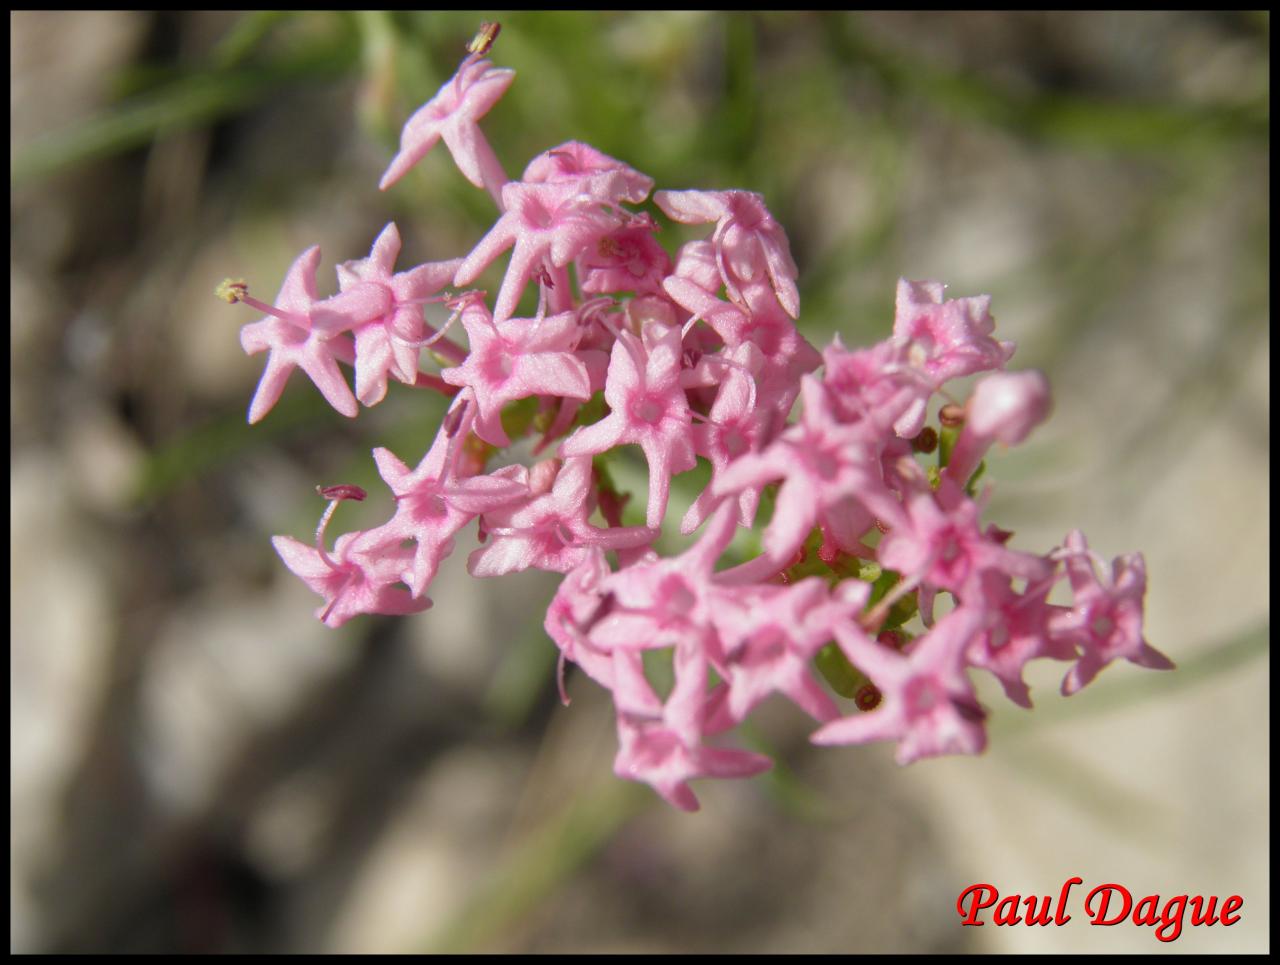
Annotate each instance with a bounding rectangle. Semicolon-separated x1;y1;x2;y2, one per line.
10;11;1269;953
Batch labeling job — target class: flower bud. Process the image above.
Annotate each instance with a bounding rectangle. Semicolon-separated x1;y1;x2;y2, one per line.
967;370;1051;446
945;370;1051;484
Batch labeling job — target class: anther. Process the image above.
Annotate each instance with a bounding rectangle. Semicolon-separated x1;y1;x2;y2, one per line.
466;21;501;56
216;278;249;303
314;483;367;572
317;484;367;502
855;684;883;712
216;278;305;328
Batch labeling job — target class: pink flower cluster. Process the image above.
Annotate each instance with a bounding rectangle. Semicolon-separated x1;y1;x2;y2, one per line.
225;26;1172;811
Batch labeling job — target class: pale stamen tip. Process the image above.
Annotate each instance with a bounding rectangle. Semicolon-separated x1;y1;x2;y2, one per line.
216;278;248;304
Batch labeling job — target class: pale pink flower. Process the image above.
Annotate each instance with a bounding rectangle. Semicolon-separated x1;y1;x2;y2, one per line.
326;223;462;407
454;179;624;322
380;54;515;202
655;188;800;318
820;336;933;439
367;397;529;597
588;501;740;657
613;709;772;812
271;531;430;628
439;300;599;446
238;246;359;423
559;326;696;529
1051;530;1174;695
671;238;722;292
715;577;864;724
663;273;820;414
587;503;742;747
715;375;905;565
578;217;672;296
522;140;654;205
892;278;1015;387
543;547;619;697
681;354;776;534
813;605;989;765
965;572;1073;708
468;456;655;576
877;479;1052;600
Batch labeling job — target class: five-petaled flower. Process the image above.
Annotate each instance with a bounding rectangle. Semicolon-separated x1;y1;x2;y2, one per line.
238;246;359;423
560;325;697;530
379;52;515;202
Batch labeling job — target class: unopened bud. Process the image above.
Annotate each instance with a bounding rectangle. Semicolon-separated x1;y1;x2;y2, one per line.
966;370;1051;446
529;458;561;495
939;403;966;428
877;629;905;651
912;426;938;454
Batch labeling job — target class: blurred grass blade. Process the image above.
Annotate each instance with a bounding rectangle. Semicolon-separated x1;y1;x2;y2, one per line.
212;10;298;69
12;41;356;186
424;778;650;953
132;391;324;506
830;14;1268;154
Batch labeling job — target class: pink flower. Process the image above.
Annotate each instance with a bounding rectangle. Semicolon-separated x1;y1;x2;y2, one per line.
671;238;722;292
230;28;1165;811
326;222;462;407
662;273;820;414
454;179;624;322
578;217;672;296
613;710;771;812
892;278;1015;388
965;572;1073;708
812;605;989;765
238;246;359;423
380;53;515;202
1051;530;1174;695
715;375;905;565
543;548;619;697
877;479;1052;600
522;140;654;205
439;299;599;446
587;503;741;747
367;396;530;597
714;577;864;724
820;336;932;439
655;188;800;318
681;354;776;534
271;531;430;628
588;501;740;656
468;456;655;576
559;326;696;529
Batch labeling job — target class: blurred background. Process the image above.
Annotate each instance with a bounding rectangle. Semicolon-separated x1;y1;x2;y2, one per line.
10;10;1269;953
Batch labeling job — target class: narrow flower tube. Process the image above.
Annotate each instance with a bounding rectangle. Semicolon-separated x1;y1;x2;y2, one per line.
945;370;1051;485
